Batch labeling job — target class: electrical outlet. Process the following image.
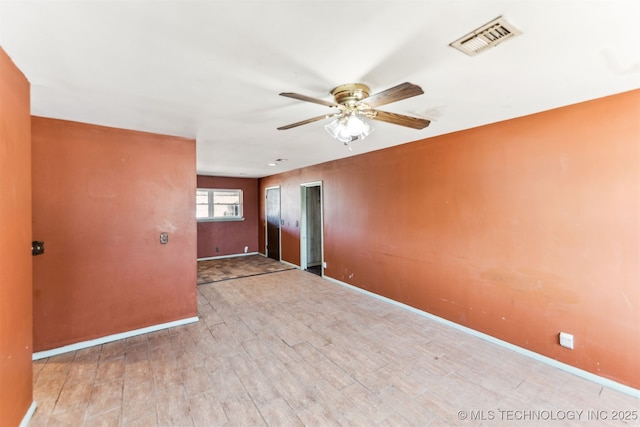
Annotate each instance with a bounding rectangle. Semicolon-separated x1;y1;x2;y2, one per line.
244;246;248;253
322;262;327;268
559;332;574;349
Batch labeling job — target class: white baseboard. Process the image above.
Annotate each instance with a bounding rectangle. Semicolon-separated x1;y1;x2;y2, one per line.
20;401;37;427
280;260;301;270
32;316;199;360
198;252;259;261
323;276;640;399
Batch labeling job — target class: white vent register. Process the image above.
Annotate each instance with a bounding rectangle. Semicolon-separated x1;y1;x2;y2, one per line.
450;16;522;56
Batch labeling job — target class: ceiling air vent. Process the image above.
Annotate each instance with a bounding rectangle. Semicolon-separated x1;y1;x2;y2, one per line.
450;16;521;56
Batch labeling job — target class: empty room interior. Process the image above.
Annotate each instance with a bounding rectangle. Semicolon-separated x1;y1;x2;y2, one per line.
0;1;638;426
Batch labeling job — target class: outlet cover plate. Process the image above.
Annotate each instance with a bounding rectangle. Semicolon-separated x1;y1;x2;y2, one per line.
559;332;574;349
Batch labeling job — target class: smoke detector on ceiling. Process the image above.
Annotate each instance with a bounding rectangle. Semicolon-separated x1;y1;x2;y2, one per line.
450;16;522;56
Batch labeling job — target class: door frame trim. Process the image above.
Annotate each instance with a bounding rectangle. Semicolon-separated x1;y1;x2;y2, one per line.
300;181;323;276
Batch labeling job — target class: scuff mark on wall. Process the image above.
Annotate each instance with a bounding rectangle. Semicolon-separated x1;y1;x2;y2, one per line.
157;219;178;233
480;268;579;304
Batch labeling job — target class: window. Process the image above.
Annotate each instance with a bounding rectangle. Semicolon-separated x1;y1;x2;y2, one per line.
196;189;244;221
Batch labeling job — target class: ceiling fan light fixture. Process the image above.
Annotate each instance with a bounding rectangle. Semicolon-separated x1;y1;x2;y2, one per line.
324;117;342;138
324;118;353;143
345;114;365;136
324;114;372;147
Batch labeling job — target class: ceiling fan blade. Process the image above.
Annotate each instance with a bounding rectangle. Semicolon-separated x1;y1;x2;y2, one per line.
277;113;338;130
371;110;430;130
363;82;424;108
279;92;338;108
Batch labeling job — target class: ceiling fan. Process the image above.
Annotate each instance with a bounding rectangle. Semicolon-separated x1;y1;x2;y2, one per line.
277;82;430;148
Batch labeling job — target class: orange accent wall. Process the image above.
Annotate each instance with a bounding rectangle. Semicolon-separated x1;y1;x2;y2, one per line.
260;90;640;389
31;117;197;351
0;48;33;426
197;175;259;258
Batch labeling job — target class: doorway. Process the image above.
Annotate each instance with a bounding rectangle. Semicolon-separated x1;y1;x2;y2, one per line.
265;186;281;261
300;182;323;276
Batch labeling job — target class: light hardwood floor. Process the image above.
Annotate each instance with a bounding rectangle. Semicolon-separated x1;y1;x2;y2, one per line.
30;269;638;426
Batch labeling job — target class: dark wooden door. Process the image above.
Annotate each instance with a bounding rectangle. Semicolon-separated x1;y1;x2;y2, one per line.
266;187;280;260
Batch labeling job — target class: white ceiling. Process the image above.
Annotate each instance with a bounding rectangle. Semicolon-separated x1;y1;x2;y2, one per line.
1;1;639;178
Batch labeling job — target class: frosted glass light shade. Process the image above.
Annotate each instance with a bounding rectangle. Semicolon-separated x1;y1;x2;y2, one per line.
324;114;372;145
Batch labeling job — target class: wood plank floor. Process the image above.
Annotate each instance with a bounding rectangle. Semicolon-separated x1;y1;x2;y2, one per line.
197;255;294;285
30;269;638;426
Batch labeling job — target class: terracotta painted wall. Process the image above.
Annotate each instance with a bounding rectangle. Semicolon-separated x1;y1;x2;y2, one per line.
197;175;259;258
32;117;197;351
259;90;640;389
0;48;33;426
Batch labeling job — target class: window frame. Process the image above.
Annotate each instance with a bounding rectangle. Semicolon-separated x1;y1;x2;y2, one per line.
196;188;245;222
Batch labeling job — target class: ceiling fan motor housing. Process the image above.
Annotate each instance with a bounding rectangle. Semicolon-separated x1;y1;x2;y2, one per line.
330;83;370;106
